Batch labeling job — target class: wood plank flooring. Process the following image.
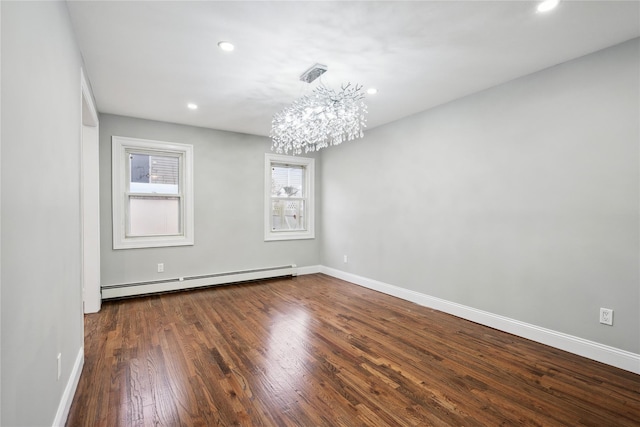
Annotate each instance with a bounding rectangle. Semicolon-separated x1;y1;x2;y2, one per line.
67;274;640;426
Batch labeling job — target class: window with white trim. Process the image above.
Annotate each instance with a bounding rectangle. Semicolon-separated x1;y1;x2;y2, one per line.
112;136;194;249
265;154;314;241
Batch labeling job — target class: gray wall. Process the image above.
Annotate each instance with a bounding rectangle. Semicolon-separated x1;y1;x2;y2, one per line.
1;2;84;425
320;39;639;353
99;114;321;286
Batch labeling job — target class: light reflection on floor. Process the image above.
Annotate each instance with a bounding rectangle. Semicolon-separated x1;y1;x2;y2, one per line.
265;308;311;394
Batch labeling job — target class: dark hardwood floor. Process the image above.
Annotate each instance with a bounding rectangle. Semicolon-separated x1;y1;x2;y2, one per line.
67;274;640;426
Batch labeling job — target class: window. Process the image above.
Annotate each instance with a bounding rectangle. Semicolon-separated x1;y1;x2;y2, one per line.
265;154;315;241
112;136;194;249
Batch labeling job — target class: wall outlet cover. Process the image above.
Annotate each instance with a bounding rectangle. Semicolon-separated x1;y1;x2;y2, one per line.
599;308;613;326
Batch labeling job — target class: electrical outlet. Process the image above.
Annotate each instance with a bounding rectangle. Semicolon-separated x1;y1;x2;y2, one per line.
157;263;164;273
599;308;613;326
343;255;348;263
57;353;62;380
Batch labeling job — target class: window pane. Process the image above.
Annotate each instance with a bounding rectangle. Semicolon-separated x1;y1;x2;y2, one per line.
271;199;305;231
129;153;179;194
129;196;180;236
271;165;304;197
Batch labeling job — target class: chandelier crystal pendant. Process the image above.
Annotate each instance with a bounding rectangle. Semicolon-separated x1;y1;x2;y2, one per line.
271;65;368;155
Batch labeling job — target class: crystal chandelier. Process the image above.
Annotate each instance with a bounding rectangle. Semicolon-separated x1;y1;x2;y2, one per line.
271;65;368;155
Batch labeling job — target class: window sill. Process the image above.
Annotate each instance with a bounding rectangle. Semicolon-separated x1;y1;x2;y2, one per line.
113;235;194;250
264;231;315;242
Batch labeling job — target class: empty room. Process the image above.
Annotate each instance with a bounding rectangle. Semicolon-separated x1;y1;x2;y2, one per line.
1;1;639;426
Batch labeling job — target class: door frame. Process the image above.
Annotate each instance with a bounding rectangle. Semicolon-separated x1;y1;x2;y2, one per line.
80;68;101;313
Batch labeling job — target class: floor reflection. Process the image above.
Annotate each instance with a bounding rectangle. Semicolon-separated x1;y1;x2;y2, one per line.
265;308;311;394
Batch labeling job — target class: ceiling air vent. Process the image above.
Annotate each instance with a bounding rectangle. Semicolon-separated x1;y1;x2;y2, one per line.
300;63;328;83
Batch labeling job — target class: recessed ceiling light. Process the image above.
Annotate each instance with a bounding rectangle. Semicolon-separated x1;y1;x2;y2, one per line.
217;41;235;52
537;0;559;13
187;103;198;110
367;88;378;95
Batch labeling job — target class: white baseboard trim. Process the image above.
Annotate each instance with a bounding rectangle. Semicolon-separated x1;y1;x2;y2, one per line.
321;266;640;375
52;346;84;427
295;265;322;276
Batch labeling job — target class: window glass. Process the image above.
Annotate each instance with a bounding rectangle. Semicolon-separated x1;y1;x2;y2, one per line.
271;165;304;197
128;196;180;236
129;153;179;195
264;154;314;241
271;199;305;231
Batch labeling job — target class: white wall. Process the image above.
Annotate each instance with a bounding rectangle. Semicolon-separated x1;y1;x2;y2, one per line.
99;114;322;287
321;39;639;354
0;1;3;421
1;2;85;425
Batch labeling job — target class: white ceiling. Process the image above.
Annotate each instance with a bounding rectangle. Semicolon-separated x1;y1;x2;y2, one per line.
67;1;640;137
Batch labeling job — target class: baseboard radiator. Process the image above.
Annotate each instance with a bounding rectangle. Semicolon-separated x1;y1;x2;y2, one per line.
101;264;296;300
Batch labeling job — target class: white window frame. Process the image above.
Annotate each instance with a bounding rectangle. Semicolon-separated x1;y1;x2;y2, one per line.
265;154;315;241
112;136;194;249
